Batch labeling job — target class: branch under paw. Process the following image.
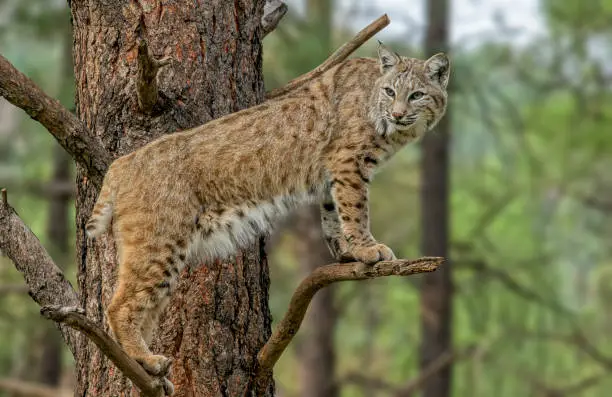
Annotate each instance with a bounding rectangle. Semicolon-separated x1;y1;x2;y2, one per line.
250;256;444;392
40;305;172;397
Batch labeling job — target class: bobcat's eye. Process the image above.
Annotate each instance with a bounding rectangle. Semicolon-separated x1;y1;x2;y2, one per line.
383;87;395;97
410;91;425;100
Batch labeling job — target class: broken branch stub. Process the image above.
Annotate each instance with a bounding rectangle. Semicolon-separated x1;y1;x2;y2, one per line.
136;40;173;115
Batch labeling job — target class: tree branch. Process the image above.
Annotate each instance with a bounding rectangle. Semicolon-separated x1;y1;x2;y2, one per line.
0;55;110;187
395;344;480;396
0;189;80;352
40;305;172;397
0;378;71;397
266;13;390;99
250;257;444;392
262;0;288;37
342;345;480;396
136;39;173;115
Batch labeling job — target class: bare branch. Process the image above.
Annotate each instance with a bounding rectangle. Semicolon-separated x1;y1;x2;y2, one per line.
396;345;480;396
520;369;606;397
251;257;444;392
517;327;612;374
342;373;395;393
0;378;71;397
340;344;479;396
0;189;80;352
0;55;110;187
461;259;573;317
40;305;173;397
136;39;173;114
266;14;390;99
262;0;288;37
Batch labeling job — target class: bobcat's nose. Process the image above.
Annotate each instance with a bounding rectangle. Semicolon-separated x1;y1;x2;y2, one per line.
391;111;405;120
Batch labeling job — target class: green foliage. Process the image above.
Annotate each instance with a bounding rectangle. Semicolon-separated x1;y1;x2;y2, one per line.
266;2;612;396
1;0;612;395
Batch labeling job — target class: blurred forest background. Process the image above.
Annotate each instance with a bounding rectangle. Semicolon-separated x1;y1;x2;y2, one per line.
1;0;612;396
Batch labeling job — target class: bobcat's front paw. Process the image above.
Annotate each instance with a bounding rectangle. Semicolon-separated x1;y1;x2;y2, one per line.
349;243;396;265
136;354;172;376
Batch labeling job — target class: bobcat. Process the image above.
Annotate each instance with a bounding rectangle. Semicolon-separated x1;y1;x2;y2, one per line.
86;43;450;376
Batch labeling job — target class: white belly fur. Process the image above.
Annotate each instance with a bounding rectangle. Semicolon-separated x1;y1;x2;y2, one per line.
187;190;322;263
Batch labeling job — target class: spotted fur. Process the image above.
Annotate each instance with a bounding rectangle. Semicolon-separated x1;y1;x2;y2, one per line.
85;43;450;375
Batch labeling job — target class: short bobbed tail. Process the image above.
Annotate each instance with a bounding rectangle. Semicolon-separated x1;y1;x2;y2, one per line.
85;165;116;238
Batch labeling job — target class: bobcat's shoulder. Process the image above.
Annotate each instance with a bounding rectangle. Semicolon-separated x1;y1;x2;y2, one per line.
86;42;451;378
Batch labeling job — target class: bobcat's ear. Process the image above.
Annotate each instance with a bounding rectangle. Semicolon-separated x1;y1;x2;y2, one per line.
377;41;401;73
425;52;450;89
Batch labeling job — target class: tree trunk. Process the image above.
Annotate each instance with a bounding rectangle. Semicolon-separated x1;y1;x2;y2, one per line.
295;207;338;397
419;0;453;396
69;1;272;395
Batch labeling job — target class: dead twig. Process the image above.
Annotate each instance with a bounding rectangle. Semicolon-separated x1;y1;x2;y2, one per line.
266;14;390;99
396;344;479;396
136;39;173;114
250;257;444;392
341;343;480;396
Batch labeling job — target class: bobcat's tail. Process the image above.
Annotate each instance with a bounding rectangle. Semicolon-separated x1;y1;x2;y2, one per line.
85;165;117;238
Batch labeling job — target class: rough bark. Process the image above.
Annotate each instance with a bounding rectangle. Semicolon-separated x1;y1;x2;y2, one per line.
418;0;453;396
69;1;272;395
295;207;338;397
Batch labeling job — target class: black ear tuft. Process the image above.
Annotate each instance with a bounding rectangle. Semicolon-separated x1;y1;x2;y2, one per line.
377;42;401;73
425;53;450;89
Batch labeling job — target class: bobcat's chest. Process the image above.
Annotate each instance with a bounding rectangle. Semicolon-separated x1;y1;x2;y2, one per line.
188;189;323;262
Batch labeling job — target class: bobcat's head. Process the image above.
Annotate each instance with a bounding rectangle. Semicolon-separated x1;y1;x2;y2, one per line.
369;42;450;137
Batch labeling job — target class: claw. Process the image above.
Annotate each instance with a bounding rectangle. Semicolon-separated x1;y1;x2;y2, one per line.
162;377;175;395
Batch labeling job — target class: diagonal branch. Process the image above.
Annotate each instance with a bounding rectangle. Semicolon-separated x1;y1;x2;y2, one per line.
250;256;444;392
395;344;480;396
341;344;480;396
461;259;574;317
0;189;80;353
266;13;390;99
0;55;111;187
40;305;171;397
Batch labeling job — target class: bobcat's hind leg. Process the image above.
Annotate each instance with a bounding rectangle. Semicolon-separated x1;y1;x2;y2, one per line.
106;235;181;376
106;278;172;376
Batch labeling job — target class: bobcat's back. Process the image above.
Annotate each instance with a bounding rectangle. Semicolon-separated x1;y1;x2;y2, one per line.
85;44;450;380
